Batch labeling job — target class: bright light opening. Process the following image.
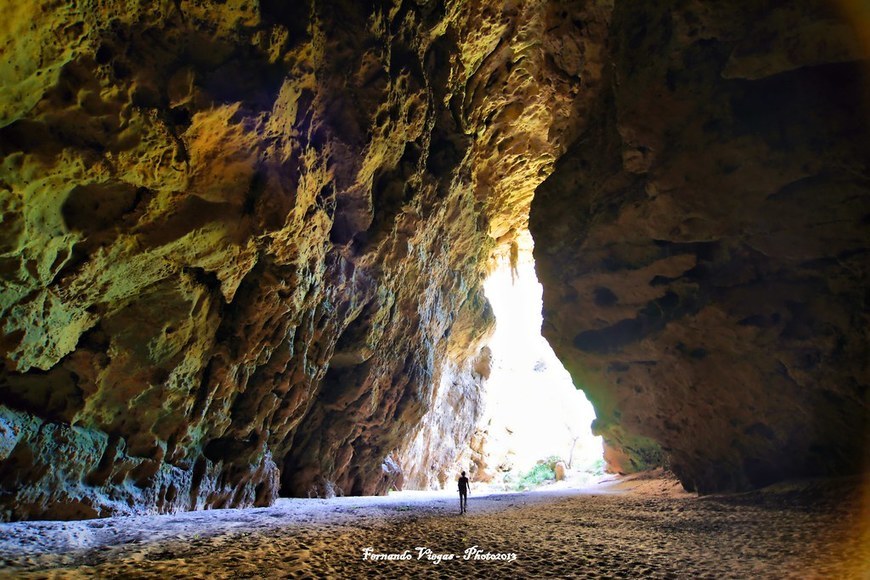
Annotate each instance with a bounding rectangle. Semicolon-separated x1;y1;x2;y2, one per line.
480;242;603;488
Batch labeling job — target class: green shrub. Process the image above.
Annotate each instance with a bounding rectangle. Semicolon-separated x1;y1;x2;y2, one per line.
515;462;556;490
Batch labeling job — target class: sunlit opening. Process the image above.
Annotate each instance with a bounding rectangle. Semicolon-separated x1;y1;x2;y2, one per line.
480;241;603;489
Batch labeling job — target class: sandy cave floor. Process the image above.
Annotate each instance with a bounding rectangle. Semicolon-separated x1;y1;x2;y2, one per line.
0;472;868;579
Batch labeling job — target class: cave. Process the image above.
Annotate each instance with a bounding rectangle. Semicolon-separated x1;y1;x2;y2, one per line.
0;0;868;576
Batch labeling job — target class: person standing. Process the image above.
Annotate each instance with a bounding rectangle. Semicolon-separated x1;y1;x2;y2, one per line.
458;470;470;514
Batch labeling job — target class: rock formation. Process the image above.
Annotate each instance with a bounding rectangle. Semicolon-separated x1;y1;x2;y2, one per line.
0;0;591;519
0;0;867;521
531;0;870;492
395;346;491;490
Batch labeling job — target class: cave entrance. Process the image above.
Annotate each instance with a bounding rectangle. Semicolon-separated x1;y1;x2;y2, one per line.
480;236;602;489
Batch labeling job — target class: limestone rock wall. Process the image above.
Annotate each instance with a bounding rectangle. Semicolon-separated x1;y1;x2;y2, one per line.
0;0;586;519
394;345;491;491
531;0;870;492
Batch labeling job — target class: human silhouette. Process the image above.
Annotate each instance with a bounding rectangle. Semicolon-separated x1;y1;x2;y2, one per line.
458;470;470;514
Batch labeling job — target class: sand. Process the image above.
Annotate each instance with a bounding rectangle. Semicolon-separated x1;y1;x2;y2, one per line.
1;471;867;579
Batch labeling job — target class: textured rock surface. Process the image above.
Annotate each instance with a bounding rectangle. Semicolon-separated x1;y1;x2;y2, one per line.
531;0;870;492
0;0;586;519
394;346;491;490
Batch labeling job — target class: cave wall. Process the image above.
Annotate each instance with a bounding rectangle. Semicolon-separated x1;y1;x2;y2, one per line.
0;0;594;519
394;345;491;490
531;0;870;492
